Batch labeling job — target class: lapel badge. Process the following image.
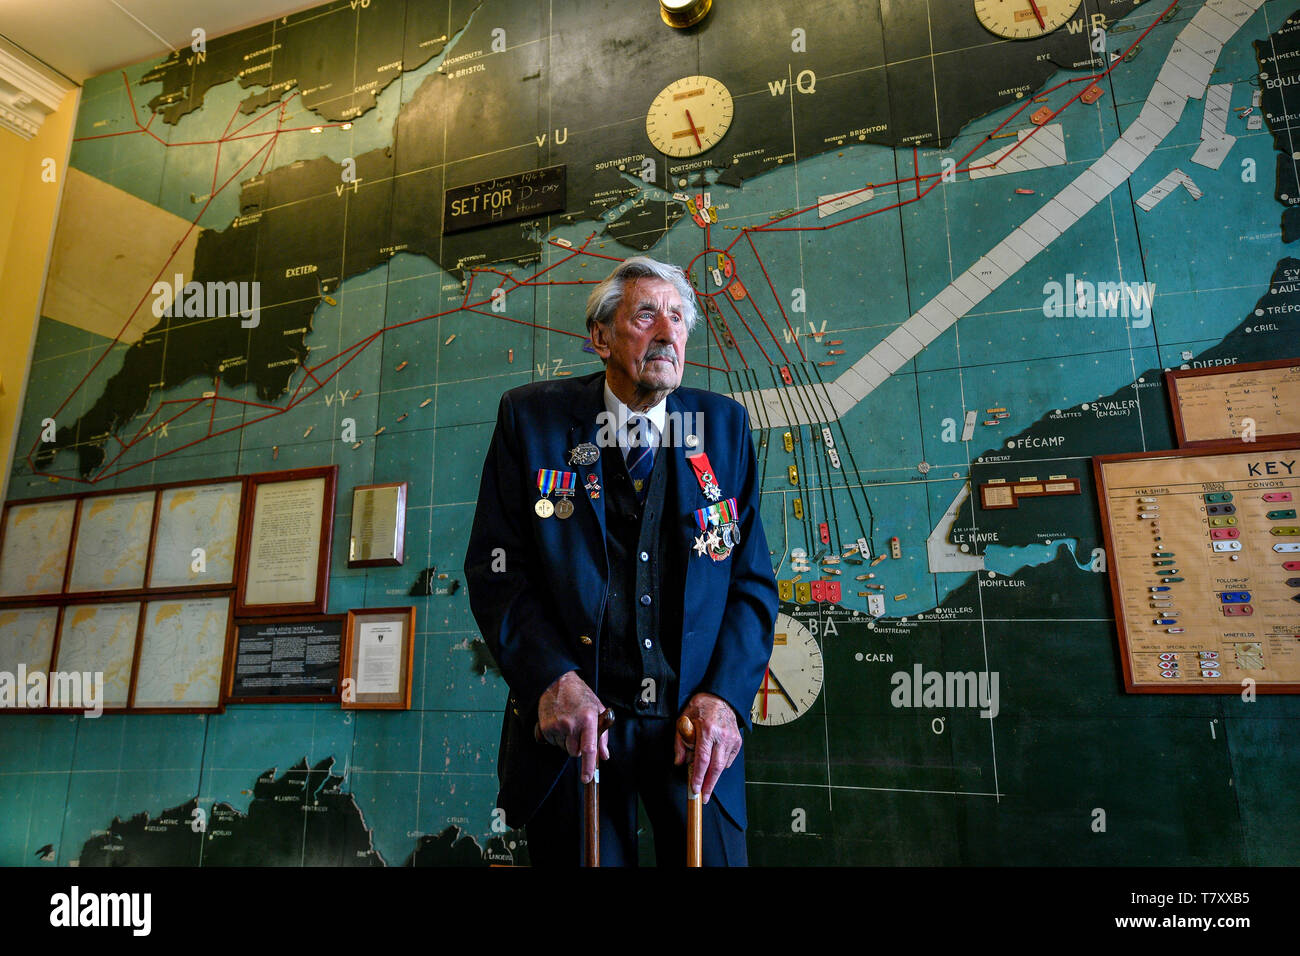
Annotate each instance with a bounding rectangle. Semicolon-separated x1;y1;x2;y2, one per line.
584;473;601;500
569;442;600;466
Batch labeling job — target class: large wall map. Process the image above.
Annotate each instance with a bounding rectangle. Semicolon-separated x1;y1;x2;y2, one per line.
4;0;1300;866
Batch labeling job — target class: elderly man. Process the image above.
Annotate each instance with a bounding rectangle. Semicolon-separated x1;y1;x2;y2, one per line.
465;255;778;866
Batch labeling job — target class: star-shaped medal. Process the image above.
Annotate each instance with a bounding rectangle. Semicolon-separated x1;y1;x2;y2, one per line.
693;534;709;556
704;529;722;551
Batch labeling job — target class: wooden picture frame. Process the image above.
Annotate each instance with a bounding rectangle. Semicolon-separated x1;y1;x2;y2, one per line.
148;479;244;590
347;482;407;568
129;594;233;713
225;614;345;704
1166;358;1300;447
0;497;77;600
235;466;337;617
341;606;415;710
0;605;61;712
65;489;157;594
1094;440;1300;694
49;598;141;714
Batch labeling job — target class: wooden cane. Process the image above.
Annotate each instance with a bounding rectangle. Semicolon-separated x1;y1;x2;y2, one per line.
676;715;703;867
586;708;615;867
533;707;615;867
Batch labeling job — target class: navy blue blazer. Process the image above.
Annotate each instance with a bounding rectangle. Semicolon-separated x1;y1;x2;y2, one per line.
465;370;778;828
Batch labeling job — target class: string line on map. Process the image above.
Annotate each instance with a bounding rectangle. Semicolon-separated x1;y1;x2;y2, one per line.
40;0;1181;483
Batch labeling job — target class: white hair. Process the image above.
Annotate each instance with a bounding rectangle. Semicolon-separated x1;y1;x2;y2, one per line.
585;256;700;337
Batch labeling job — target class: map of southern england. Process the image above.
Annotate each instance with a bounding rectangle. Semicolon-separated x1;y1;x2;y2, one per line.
8;0;1300;866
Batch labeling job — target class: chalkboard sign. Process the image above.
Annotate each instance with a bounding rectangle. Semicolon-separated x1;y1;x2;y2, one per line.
442;165;566;234
227;615;343;703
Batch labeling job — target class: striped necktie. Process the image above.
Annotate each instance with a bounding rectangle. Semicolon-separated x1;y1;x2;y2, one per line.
624;416;655;502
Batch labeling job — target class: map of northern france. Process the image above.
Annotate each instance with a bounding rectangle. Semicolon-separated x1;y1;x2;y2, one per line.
11;0;1300;867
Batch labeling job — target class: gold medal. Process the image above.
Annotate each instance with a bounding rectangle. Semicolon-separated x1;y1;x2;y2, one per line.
535;498;555;518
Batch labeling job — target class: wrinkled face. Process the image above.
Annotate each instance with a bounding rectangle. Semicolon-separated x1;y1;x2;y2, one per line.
592;277;688;405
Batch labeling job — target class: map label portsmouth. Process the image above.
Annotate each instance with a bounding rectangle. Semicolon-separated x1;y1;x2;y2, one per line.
442;164;566;234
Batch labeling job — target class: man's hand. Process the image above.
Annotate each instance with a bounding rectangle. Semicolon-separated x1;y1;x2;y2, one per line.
536;671;611;783
674;692;741;804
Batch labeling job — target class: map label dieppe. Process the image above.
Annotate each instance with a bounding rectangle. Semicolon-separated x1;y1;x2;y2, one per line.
442;165;566;234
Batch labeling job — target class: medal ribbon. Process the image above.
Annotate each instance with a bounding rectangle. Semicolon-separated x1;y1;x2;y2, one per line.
687;452;721;495
556;471;575;496
536;469;561;496
693;498;739;531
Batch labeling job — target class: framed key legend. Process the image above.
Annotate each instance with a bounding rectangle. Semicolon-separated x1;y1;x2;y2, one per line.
1094;441;1300;693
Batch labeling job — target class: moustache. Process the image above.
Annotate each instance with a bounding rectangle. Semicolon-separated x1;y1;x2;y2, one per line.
644;347;677;365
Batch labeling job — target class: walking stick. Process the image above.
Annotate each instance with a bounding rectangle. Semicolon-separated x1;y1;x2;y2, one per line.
586;708;615;867
534;707;615;867
675;715;703;867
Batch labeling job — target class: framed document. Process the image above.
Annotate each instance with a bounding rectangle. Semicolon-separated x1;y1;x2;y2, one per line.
149;480;243;589
348;482;407;568
0;606;60;710
52;601;141;711
341;607;415;710
226;615;343;703
236;467;336;616
0;498;76;598
131;595;232;712
67;490;156;593
1166;359;1300;447
1094;440;1300;694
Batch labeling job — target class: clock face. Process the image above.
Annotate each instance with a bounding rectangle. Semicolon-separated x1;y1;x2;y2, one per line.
973;0;1082;39
645;75;734;158
751;613;824;727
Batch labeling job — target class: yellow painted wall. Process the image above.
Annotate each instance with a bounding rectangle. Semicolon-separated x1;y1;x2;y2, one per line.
0;88;80;504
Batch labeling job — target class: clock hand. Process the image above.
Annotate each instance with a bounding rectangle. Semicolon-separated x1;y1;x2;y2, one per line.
765;667;799;710
684;108;704;150
1027;0;1046;29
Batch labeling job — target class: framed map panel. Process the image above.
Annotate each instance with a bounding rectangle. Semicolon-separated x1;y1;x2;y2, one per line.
132;595;232;711
148;480;243;589
0;498;76;598
0;606;60;711
67;491;156;594
52;601;141;711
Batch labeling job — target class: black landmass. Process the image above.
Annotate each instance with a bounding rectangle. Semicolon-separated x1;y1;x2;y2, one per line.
402;824;526;865
410;566;437;596
950;258;1300;555
1254;8;1300;241
77;757;384;866
469;637;500;676
141;0;468;125
404;826;486;865
44;0;1155;477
